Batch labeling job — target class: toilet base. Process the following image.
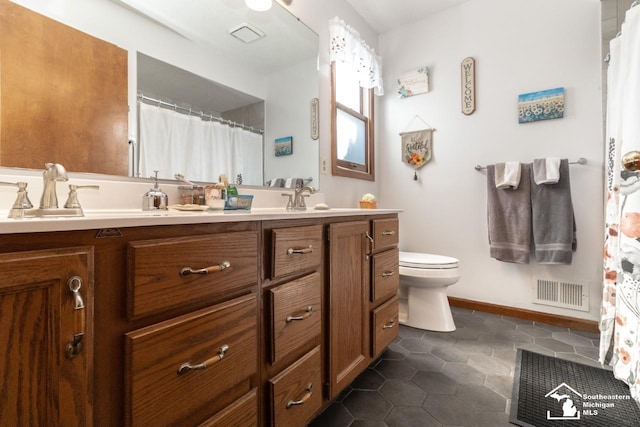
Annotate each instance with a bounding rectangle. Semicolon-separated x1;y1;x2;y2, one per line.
399;286;456;332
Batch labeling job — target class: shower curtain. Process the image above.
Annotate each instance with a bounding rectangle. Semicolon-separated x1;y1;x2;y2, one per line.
138;102;263;184
600;2;640;402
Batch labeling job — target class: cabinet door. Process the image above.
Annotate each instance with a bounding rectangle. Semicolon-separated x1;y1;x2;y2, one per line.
0;247;94;426
328;221;370;398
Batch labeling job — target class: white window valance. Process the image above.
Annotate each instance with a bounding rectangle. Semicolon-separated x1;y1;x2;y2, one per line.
329;17;384;96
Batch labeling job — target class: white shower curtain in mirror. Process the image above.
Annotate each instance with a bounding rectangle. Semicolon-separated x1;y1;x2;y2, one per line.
138;103;263;184
600;3;640;403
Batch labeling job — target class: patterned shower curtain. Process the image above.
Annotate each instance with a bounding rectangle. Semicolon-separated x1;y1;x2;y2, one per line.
600;3;640;402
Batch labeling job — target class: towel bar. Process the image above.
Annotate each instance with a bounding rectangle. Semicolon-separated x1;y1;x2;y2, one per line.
474;157;587;171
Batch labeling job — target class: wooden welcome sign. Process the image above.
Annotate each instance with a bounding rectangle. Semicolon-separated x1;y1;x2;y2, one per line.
461;57;475;115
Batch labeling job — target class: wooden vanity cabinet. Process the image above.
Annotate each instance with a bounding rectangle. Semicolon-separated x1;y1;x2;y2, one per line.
261;221;324;426
369;217;400;359
123;227;260;426
326;220;371;399
0;213;399;426
326;215;400;399
0;246;94;426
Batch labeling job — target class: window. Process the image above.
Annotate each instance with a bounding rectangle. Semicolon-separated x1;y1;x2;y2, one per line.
331;60;375;180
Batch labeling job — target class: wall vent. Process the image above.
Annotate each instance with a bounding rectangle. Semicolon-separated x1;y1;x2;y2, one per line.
533;279;589;312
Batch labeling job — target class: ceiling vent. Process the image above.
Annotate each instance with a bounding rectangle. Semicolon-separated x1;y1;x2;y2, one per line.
229;23;265;44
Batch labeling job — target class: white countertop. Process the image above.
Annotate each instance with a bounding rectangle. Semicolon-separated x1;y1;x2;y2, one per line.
0;207;401;234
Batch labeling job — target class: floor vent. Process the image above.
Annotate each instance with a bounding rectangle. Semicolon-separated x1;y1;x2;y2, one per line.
533;279;588;312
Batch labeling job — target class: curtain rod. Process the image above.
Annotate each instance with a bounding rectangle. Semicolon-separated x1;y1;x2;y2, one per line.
474;157;587;171
137;93;264;135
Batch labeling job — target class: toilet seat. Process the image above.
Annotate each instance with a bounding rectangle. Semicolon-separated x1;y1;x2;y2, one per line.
399;251;459;269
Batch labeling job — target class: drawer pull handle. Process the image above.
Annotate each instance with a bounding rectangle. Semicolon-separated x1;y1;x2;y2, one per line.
365;231;374;243
381;270;395;278
383;321;395;330
179;261;231;277
286;383;313;409
287;245;313;256
382;230;396;236
65;275;85;359
177;344;229;375
286;306;313;323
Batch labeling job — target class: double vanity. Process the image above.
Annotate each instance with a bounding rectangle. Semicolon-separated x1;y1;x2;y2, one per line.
0;184;400;426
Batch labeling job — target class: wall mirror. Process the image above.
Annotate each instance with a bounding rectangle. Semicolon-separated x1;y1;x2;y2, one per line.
0;0;319;189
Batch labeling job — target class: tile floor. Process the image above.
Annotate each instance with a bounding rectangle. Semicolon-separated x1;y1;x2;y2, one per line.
308;306;602;427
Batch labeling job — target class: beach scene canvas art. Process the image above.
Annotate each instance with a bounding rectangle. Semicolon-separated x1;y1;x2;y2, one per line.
518;87;564;123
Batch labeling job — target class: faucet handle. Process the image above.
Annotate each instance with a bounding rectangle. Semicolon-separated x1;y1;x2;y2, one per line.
281;193;293;210
64;184;100;209
1;181;34;209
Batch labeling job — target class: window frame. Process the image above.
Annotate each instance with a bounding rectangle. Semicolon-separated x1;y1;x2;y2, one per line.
330;61;375;181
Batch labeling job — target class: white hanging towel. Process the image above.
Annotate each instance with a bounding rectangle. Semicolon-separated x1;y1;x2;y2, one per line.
494;162;522;189
532;157;561;184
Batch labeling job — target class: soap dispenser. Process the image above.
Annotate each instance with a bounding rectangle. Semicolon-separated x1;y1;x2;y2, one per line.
142;171;168;210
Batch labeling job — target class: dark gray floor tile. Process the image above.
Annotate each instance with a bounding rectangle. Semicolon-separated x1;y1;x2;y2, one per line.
571;329;600;340
352;368;386;390
535;337;576;353
412;371;457;394
343;390;393;420
500;316;534;326
382;344;410;360
473;411;512;427
398;326;425;339
432;345;470;363
423;393;476;426
350;420;389;427
491;348;517;367
400;338;435;353
385;406;441;427
441;363;486;385
379;379;427;407
422;332;458;347
455;385;507;412
484;374;514;399
468;353;510;376
404;353;445;372
574;345;600;362
376;359;417;381
308;402;353;427
310;315;604;427
515;324;553;338
552;331;596;347
455;339;493;355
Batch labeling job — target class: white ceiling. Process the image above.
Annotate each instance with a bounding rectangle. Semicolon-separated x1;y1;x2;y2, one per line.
345;0;470;33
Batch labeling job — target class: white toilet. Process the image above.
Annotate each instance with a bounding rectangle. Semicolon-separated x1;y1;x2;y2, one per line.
398;251;460;332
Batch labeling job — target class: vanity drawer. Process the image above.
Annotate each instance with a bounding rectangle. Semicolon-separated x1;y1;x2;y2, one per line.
372;218;399;251
269;346;322;427
371;296;399;357
272;225;323;278
268;272;321;364
127;231;258;319
124;294;257;427
198;388;257;427
371;248;399;304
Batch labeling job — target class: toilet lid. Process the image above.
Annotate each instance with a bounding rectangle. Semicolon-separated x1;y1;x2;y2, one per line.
399;251;459;269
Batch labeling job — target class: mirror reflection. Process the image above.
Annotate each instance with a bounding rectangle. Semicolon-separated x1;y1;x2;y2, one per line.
1;0;319;189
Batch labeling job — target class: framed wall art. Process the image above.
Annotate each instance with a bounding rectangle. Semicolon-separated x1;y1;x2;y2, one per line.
518;87;565;123
275;136;293;156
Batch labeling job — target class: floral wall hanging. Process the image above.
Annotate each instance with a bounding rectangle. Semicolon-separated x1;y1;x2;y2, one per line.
400;116;434;180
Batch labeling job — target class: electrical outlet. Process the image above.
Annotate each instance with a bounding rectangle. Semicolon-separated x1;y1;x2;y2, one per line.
321;159;328;174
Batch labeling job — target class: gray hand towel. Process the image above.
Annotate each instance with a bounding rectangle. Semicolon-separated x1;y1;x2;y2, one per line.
486;163;531;263
530;159;577;264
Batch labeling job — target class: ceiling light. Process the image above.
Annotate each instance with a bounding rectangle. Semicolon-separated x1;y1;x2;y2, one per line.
245;0;272;12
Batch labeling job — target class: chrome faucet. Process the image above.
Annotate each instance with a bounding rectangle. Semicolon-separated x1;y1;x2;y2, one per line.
40;162;68;209
292;185;315;210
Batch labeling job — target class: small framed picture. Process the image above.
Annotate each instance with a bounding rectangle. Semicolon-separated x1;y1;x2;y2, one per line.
275;136;293;156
